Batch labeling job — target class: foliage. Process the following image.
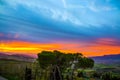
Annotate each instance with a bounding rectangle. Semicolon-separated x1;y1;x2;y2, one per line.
0;59;33;80
37;50;95;80
77;57;94;69
37;51;56;69
92;71;101;78
37;50;81;69
77;70;84;77
101;72;120;80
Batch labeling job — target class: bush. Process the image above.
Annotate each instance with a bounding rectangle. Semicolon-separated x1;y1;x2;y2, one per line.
112;75;120;80
101;72;112;80
101;72;120;80
92;71;101;78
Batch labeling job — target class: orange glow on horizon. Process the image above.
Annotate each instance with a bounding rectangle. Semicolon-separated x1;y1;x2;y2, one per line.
0;40;120;57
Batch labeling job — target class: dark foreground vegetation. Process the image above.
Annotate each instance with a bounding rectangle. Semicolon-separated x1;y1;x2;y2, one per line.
0;50;120;80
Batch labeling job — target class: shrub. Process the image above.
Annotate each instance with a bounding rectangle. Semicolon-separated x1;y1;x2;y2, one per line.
101;72;120;80
92;71;101;78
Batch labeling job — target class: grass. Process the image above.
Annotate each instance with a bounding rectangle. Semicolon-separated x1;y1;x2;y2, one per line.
0;59;33;80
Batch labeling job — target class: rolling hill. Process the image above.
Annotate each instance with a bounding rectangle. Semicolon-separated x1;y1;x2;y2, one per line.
0;53;36;62
91;54;120;65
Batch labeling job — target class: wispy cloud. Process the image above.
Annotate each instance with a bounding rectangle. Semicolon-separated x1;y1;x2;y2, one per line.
88;1;117;12
0;0;120;56
62;0;67;8
96;38;120;46
49;9;83;25
1;0;84;26
0;0;120;40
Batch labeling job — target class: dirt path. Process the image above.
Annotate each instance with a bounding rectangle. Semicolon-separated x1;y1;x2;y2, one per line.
0;76;7;80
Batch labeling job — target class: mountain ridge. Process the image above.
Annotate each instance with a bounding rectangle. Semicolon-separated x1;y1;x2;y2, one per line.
90;54;120;64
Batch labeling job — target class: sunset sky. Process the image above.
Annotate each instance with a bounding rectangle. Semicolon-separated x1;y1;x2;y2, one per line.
0;0;120;57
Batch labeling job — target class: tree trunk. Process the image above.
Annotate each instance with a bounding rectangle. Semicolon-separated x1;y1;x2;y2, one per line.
49;65;62;80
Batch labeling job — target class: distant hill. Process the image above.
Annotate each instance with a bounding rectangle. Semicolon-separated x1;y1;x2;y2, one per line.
0;53;36;62
91;54;120;65
0;52;8;56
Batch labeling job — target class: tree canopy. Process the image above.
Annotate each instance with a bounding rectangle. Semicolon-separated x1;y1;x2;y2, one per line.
37;50;94;69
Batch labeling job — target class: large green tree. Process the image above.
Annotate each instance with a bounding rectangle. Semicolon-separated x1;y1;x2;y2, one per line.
37;50;77;80
37;50;94;80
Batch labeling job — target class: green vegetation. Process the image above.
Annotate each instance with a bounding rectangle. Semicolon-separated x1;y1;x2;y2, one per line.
101;72;120;80
0;50;120;80
37;50;94;80
0;59;33;80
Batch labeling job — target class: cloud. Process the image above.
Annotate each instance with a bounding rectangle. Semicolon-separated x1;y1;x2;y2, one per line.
88;1;98;12
49;9;83;25
1;0;84;26
95;38;120;46
62;0;67;8
88;1;117;12
0;0;120;57
1;0;119;28
0;0;120;42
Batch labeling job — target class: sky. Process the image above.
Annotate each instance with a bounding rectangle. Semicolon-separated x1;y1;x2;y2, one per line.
0;0;120;57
